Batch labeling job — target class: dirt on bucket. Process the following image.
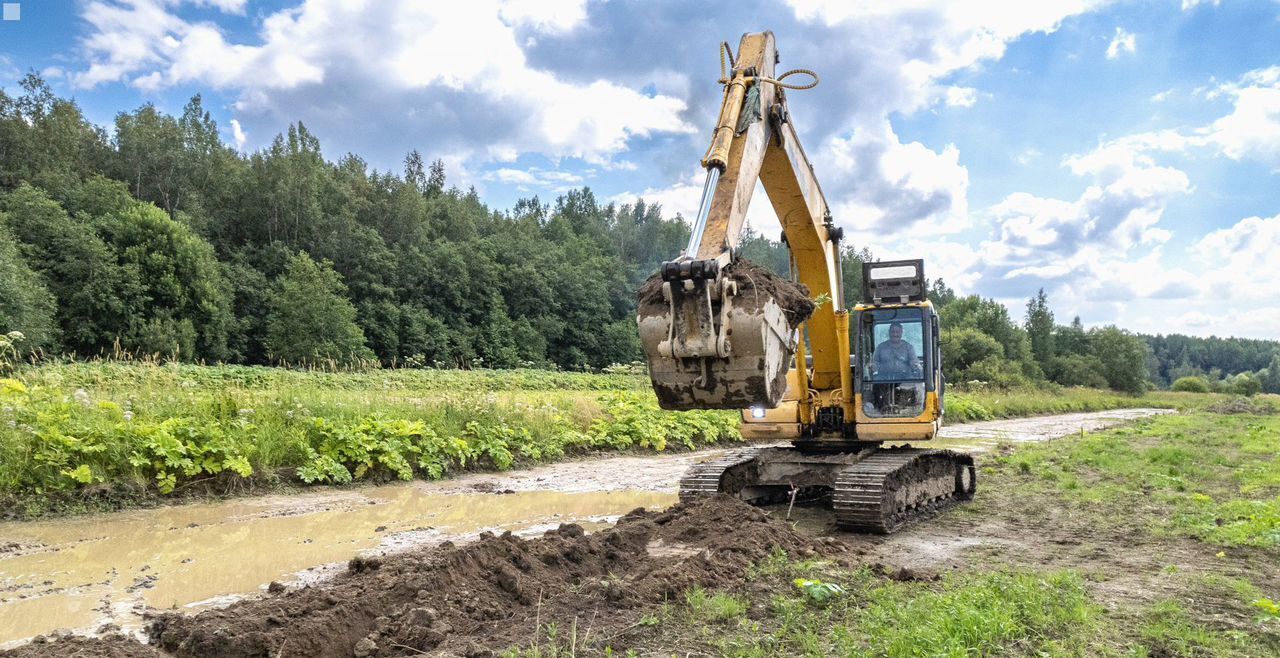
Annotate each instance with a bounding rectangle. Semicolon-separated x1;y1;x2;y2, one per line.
637;257;815;328
4;497;836;658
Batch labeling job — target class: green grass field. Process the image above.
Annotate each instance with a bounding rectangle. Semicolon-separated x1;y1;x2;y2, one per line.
572;410;1280;657
0;361;1245;517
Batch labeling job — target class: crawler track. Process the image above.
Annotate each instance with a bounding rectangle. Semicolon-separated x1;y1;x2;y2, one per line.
832;448;976;533
678;448;763;502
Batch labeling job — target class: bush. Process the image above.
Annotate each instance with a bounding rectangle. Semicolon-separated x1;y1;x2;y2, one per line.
1171;376;1211;393
1226;372;1263;397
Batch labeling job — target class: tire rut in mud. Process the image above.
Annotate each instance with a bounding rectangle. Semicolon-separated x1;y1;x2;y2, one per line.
5;496;837;658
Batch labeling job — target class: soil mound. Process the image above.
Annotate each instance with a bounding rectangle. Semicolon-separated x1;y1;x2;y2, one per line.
1;633;163;658
130;496;832;658
1205;397;1276;415
637;258;815;328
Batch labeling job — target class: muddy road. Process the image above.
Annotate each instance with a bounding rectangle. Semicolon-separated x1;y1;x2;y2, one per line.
0;408;1171;649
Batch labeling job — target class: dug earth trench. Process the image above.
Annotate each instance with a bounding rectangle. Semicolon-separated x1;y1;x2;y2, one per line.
0;409;1174;654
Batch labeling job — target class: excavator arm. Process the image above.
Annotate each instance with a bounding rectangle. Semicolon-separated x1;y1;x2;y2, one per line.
638;31;853;424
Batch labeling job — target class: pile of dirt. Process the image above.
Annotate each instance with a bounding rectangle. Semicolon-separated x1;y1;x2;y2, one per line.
637;257;815;328
4;496;832;658
1205;397;1277;415
2;632;164;658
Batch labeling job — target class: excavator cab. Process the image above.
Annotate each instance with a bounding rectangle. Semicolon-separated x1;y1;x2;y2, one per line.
851;260;944;441
857;306;931;419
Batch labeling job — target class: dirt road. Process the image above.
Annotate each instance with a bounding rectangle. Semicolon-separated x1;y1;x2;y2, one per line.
0;408;1172;648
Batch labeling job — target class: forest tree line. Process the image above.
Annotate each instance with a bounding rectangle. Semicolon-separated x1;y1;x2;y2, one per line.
1;75;1276;394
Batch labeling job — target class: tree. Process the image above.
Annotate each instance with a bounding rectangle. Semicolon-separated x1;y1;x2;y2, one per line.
1025;288;1054;368
1261;355;1280;394
1227;372;1262;397
427;158;446;197
404;150;426;193
1055;316;1090;357
266;252;374;365
940;327;1003;380
1;183;133;354
0;222;56;352
1047;354;1109;389
90;189;233;360
1089;326;1150;394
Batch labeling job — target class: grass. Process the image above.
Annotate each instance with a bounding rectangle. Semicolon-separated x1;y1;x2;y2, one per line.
0;360;1236;516
0;361;737;516
675;561;1102;657
990;413;1280;547
627;408;1280;656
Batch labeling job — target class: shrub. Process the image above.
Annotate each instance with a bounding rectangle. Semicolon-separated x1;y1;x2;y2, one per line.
1171;376;1211;393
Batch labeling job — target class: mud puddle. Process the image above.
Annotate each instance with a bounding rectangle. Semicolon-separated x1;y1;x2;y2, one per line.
0;487;673;646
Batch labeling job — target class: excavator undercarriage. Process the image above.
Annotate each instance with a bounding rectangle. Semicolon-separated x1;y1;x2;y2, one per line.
679;446;975;533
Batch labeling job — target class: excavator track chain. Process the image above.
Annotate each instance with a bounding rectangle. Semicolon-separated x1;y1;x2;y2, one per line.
678;448;764;503
832;448;976;534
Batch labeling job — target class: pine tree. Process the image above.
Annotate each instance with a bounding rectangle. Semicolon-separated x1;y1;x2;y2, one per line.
1025;288;1055;369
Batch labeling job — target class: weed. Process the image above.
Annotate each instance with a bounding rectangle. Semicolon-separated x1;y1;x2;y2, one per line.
685;588;749;624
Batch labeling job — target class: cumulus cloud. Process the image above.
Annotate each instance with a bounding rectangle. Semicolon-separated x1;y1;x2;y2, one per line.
1203;66;1280;165
73;0;693;169
229;118;246;150
824;119;970;240
484;166;584;192
958;131;1192;310
943;86;977;108
1106;27;1136;60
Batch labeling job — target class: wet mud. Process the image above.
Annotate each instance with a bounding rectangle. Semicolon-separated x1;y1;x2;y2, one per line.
10;497;836;658
0;489;673;647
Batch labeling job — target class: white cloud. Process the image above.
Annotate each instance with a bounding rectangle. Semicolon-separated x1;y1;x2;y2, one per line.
191;0;247;13
1181;0;1221;10
73;0;693;166
484;167;584;192
823;119;970;241
943;86;977;108
787;0;1105;115
1077;67;1280;170
497;0;588;33
1106;27;1136;60
229;118;247;150
1202;66;1280;165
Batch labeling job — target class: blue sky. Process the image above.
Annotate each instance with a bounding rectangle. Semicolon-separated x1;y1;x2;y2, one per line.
1;0;1278;338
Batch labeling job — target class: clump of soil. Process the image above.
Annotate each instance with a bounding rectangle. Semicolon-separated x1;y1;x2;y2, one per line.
1;632;164;658
128;496;833;658
1205;397;1276;415
637;258;815;328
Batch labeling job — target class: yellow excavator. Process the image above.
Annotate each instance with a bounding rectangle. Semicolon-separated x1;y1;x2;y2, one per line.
637;32;975;532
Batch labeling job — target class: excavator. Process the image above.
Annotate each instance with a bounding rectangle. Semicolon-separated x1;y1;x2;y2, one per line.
637;32;975;533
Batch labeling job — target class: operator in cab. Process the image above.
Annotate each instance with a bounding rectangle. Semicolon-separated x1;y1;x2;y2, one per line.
873;322;920;378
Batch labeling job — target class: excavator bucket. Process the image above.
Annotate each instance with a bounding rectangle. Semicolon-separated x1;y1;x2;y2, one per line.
636;259;812;411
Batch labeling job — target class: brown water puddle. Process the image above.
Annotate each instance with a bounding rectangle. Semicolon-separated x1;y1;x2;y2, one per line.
0;486;674;646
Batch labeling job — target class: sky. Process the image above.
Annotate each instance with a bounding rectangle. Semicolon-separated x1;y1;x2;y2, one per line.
1;0;1278;339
